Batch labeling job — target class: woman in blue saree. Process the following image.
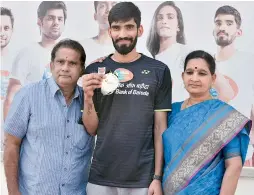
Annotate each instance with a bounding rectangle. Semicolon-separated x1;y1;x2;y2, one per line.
162;50;252;195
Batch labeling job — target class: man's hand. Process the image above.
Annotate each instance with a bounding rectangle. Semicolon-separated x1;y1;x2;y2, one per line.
82;73;103;135
148;180;163;195
82;73;103;102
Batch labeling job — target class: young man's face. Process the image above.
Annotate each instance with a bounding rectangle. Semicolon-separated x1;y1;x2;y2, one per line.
109;18;143;55
94;1;117;30
213;14;241;47
0;15;13;49
39;9;65;40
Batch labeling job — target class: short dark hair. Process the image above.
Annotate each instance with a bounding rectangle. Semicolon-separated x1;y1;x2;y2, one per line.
146;1;185;58
37;1;67;22
0;7;14;28
51;39;86;73
108;2;141;27
94;1;99;12
214;5;241;28
184;50;216;75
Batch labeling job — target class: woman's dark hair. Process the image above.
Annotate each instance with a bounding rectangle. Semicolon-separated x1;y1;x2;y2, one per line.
146;1;185;58
184;50;216;75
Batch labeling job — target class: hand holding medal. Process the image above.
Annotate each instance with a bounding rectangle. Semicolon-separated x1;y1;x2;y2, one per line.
98;67;119;95
101;72;119;95
82;73;103;101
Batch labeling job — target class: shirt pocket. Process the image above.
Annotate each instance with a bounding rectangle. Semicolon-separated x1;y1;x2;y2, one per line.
28;124;62;148
72;124;92;150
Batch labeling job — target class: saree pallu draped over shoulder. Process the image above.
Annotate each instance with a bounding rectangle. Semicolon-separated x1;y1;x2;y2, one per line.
162;99;251;195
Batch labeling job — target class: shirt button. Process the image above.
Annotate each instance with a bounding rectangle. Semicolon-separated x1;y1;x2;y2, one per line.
62;184;65;187
66;135;70;139
65;151;68;155
67;120;69;123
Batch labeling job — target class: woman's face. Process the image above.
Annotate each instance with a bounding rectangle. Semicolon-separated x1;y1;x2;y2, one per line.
156;5;179;39
182;58;216;97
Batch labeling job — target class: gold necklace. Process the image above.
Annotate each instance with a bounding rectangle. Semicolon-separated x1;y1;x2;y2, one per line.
182;98;191;110
182;97;212;110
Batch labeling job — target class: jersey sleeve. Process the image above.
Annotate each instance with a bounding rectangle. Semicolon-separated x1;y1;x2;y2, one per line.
154;66;172;112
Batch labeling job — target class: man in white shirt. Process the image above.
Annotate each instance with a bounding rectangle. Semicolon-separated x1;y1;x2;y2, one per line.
213;5;254;166
3;1;67;120
1;7;15;152
1;7;14;102
80;1;117;66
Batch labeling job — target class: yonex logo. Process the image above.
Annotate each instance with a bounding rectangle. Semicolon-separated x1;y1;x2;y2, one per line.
141;70;150;74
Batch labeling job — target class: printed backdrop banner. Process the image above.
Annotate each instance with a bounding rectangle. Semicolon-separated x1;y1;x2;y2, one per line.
1;1;254;167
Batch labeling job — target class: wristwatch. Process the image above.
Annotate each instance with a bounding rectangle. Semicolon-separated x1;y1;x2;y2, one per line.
153;174;162;181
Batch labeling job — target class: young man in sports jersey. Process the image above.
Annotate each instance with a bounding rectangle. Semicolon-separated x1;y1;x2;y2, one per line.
82;2;172;195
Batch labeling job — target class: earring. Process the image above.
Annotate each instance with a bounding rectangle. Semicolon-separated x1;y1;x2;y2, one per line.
209;86;218;99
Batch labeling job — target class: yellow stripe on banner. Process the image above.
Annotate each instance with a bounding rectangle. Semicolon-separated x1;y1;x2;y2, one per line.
154;109;171;112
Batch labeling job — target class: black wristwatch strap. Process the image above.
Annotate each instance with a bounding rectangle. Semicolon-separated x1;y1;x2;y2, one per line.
153;174;162;181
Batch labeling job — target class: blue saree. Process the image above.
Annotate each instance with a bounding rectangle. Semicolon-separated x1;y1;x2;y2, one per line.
162;99;252;195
